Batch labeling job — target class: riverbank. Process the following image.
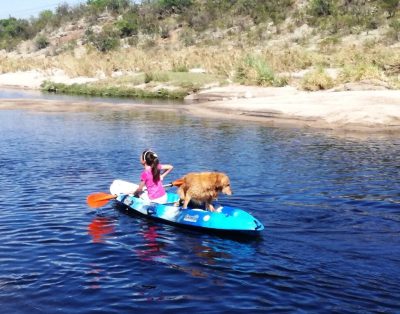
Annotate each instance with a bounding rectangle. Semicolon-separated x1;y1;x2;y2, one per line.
1;84;400;134
187;86;400;133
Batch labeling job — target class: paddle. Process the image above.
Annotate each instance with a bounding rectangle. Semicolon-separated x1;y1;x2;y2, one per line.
86;178;184;208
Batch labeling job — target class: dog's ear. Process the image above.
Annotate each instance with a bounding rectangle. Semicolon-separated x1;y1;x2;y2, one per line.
214;172;225;189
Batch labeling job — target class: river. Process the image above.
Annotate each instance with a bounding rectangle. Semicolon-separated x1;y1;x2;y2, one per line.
0;90;399;313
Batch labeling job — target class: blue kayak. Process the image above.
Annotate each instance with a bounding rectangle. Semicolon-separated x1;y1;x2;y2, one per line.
110;180;264;236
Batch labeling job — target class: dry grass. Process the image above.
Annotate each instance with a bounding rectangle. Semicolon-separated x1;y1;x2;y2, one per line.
300;67;334;91
337;64;385;83
1;41;399;90
0;56;50;73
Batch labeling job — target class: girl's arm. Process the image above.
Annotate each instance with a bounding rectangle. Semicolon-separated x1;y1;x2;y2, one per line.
160;164;173;180
133;181;145;196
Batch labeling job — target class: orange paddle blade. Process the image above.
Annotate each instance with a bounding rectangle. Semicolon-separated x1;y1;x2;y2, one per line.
87;192;117;208
171;178;184;186
164;178;184;188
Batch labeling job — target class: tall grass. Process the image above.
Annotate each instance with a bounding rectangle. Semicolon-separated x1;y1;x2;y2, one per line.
338;63;384;83
2;41;399;89
0;56;52;73
235;54;287;86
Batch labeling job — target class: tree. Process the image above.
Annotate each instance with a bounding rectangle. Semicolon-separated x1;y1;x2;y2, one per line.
34;10;54;30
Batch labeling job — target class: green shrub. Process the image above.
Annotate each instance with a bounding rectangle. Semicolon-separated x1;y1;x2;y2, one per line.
234;55;286;87
35;35;50;50
158;0;193;13
87;0;130;14
0;17;32;40
308;0;336;17
34;10;54;31
115;12;139;37
387;18;400;41
86;27;120;52
245;55;275;86
0;37;21;51
380;0;400;18
301;68;334;91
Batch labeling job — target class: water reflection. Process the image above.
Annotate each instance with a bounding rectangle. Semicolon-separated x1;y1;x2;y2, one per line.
136;224;167;262
85;264;105;290
88;217;115;243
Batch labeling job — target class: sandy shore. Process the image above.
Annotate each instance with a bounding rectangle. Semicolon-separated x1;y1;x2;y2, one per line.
187;86;400;133
1;71;400;134
0;69;97;89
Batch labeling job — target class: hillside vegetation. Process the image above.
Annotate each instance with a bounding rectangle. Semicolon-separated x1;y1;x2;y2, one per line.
1;0;400;98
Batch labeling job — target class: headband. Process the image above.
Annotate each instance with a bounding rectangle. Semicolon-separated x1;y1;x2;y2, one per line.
143;150;158;162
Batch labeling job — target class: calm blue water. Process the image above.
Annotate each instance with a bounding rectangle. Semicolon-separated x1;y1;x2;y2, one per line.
0;99;399;313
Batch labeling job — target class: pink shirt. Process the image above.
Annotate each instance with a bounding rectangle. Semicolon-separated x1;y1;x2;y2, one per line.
140;164;165;200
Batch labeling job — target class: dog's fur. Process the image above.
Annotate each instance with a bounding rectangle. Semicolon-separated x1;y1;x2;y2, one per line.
177;172;232;211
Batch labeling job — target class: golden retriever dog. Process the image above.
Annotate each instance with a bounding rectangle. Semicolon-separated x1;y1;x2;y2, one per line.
177;172;232;211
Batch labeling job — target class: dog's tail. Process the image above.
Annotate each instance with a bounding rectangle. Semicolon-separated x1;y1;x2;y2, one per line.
177;184;185;199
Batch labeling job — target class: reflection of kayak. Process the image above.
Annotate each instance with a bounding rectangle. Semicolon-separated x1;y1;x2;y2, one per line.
110;180;264;236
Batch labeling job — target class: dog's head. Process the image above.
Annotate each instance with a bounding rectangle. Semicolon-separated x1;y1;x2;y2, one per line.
216;173;232;195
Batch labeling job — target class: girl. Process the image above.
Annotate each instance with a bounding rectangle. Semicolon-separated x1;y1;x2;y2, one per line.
133;149;173;204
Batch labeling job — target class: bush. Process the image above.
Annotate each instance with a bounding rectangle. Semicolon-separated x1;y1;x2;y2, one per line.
235;55;286;87
0;37;20;51
245;55;275;86
87;0;130;14
0;17;32;40
249;0;294;25
387;18;400;41
338;64;384;83
301;68;334;91
35;35;50;50
34;10;54;31
115;12;139;37
158;0;193;14
380;0;400;18
86;27;120;52
308;0;336;17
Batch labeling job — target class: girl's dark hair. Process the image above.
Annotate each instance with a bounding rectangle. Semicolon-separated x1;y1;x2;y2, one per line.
142;150;160;182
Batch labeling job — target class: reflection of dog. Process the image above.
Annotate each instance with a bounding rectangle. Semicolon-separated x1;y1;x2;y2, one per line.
177;172;232;211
